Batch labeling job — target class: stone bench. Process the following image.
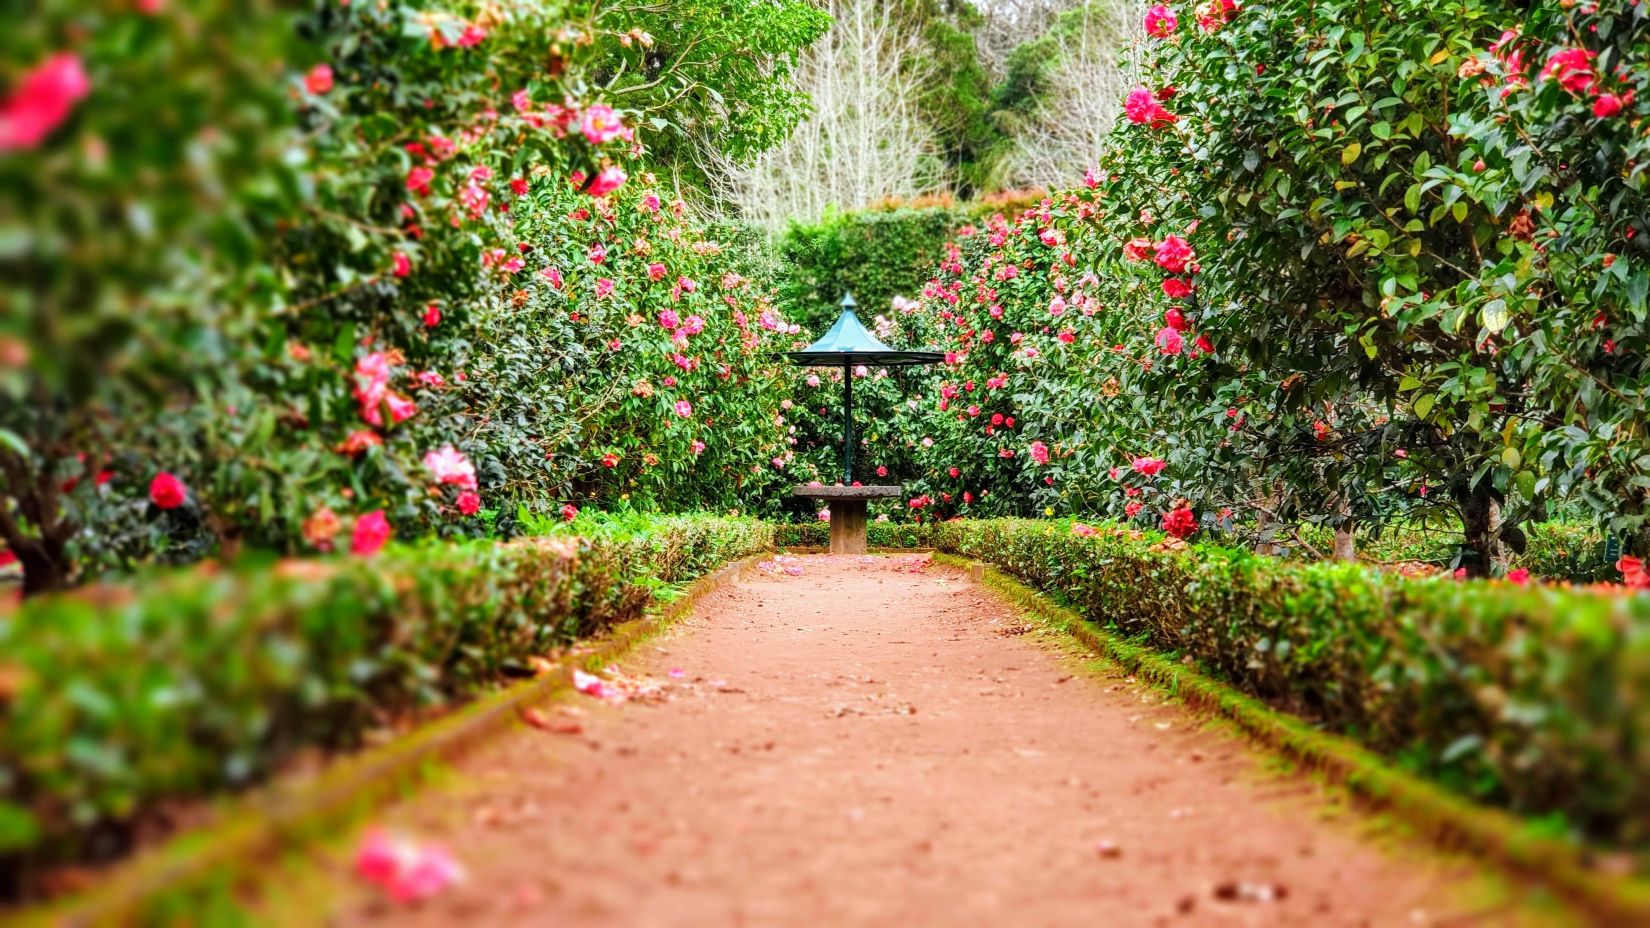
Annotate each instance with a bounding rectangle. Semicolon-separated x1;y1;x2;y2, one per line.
792;485;903;555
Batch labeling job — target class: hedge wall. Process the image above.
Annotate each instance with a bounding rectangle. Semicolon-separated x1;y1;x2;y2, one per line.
926;519;1650;848
0;515;771;894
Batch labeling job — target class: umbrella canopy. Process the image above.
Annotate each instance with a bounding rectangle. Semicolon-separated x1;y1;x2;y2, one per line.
781;294;943;485
782;294;945;368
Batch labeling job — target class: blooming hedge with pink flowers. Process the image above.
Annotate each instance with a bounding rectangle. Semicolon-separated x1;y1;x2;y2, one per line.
0;513;770;894
856;0;1650;578
2;0;828;594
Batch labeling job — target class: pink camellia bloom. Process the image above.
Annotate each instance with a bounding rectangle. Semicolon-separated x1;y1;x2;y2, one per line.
588;242;607;264
1072;523;1097;537
0;53;91;151
1155;326;1185;355
877;465;889;477
681;315;705;335
580;104;626;144
639;193;661;213
1144;5;1179;37
385;393;418;425
573;669;607;698
1162;505;1197;539
455;23;488;47
455;490;481;516
1153;235;1194;273
1194;333;1214;353
806;374;821;388
406;166;434;196
1164;307;1190;331
1029;441;1050;465
1505;567;1530;585
562;503;579;522
674;399;693;418
148;472;188;510
354;828;465;904
586;165;627;197
1124;500;1144;518
648;262;668;281
1124;87;1176;128
423;444;478;491
1131;456;1168;476
1594;93;1626;118
594;278;615;299
541;266;564;288
817;509;831;522
392;252;411;277
658;309;681;330
351;510;391;557
1538;47;1598;95
305;64;334;95
1162;277;1193;299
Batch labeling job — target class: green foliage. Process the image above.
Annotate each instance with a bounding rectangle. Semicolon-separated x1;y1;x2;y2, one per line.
0;515;770;885
778;204;975;331
929;518;1650;847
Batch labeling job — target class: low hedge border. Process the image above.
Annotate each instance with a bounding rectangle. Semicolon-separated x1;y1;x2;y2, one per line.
942;551;1650;925
0;515;772;905
11;546;767;927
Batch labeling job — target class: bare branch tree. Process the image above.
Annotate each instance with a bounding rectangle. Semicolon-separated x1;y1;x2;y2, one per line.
696;0;949;230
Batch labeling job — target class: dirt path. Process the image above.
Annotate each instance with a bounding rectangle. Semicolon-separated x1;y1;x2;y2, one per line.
314;554;1568;927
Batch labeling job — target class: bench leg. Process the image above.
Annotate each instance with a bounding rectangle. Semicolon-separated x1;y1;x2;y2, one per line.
828;500;869;555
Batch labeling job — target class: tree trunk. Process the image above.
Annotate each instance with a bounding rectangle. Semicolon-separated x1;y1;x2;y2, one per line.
14;536;71;597
1332;521;1357;562
1460;482;1509;577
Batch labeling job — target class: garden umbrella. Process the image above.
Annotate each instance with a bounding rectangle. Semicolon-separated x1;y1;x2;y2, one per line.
783;293;943;484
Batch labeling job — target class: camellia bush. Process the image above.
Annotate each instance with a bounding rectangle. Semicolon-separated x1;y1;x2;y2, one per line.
1;0;828;592
868;0;1649;576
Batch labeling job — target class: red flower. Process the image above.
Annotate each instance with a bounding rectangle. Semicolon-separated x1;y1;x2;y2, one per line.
456;490;481;516
1124;501;1144;518
1161;505;1197;538
1594;93;1625;118
1619;556;1649;589
406;166;435;196
1124;87;1176;128
1153;235;1195;273
562;503;579;522
423;304;442;328
1161;277;1193;299
1505;568;1530;585
352;510;391;557
1538;47;1597;95
1123;237;1153;262
148;472;188;509
1144;5;1179;37
1154;326;1185;355
0;53;91;152
586;165;627;197
306;64;334;95
1131;456;1167;476
392;252;411;277
0;548;16;568
1164;307;1190;331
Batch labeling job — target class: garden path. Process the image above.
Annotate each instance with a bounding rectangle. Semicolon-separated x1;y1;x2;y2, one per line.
319;554;1565;927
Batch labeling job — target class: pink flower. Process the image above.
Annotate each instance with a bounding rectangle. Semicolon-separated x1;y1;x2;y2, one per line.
423;444;478;491
639;194;661;213
586;165;627;197
354;828;465;903
1162;277;1193;299
406;167;434;197
817;509;831;522
1594;93;1626;118
1164;307;1190;331
455;23;487;47
595;278;615;299
1131;456;1167;476
1161;505;1197;538
1124;87;1176;128
581;104;626;144
455;490;481;516
305;64;334;95
1124;501;1145;518
1539;47;1598;95
1072;523;1097;537
573;668;606;697
1505;568;1530;585
0;53;91;151
587;242;607;264
658;309;681;330
1154;326;1185;355
681;315;705;336
148;472;188;510
351;510;391;557
674;400;693;418
1029;441;1050;465
392;252;411;277
423;303;441;328
1153;235;1195;273
692;440;706;454
1123;237;1154;261
541;266;564;288
1144;5;1179;37
648;262;668;281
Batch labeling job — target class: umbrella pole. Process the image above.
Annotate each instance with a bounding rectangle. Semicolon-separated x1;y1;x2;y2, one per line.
842;361;853;485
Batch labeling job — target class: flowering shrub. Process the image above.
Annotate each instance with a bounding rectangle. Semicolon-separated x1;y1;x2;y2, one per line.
0;514;771;890
1;0;826;592
931;518;1650;847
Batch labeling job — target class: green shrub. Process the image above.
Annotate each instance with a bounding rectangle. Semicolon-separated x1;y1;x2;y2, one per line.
930;518;1650;847
772;520;938;549
0;516;770;889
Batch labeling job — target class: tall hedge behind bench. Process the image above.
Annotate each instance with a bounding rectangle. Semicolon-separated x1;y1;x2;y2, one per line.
0;515;771;896
928;519;1650;848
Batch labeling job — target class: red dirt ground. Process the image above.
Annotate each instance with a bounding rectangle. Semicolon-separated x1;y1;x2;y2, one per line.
319;554;1568;927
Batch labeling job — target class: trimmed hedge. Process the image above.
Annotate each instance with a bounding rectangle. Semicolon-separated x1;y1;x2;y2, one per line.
927;519;1650;849
0;515;771;893
1291;521;1616;583
772;521;938;549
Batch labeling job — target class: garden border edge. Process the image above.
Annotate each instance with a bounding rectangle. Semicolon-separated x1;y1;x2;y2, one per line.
934;552;1650;927
13;552;769;928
